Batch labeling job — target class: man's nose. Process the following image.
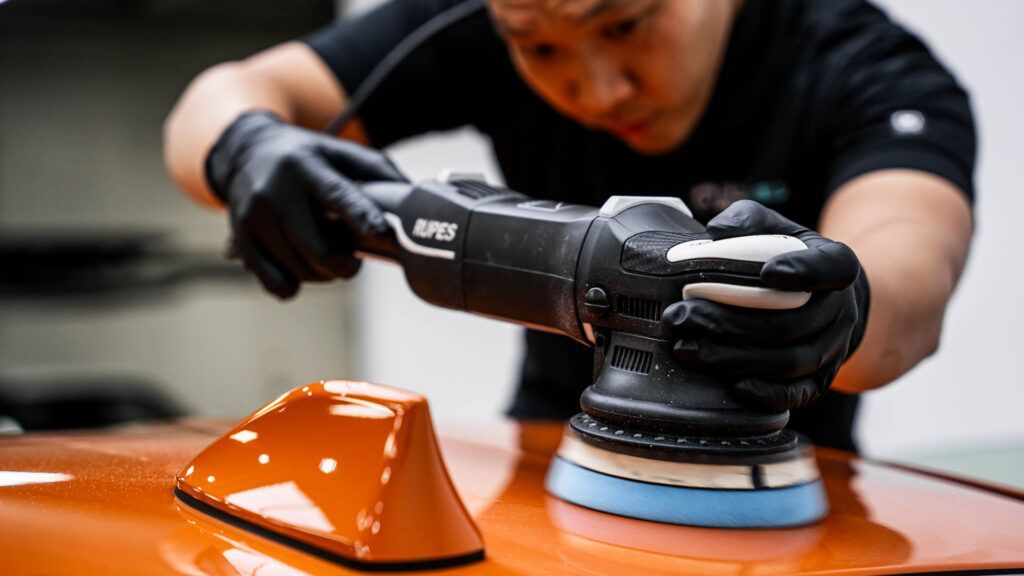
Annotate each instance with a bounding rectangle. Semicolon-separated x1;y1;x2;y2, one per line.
570;53;634;120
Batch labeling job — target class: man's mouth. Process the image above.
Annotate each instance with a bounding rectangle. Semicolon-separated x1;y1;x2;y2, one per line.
608;112;658;137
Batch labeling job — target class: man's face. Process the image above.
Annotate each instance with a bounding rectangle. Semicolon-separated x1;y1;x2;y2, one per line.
488;0;738;154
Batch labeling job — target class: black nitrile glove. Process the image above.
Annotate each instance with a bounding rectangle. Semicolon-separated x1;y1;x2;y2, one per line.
206;111;406;299
662;200;871;412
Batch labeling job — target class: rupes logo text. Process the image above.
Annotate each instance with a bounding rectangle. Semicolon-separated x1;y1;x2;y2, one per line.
412;218;458;242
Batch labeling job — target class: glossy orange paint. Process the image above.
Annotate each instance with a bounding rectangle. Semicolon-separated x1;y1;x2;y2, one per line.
0;404;1023;575
175;381;483;567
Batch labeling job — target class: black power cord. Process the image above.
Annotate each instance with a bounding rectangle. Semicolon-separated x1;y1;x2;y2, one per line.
322;0;486;135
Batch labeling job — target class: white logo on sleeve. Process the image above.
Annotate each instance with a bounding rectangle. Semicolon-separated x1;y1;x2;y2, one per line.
411;218;459;242
890;110;926;135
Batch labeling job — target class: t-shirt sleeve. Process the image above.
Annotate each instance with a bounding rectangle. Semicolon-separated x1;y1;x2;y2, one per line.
819;8;977;202
302;0;488;147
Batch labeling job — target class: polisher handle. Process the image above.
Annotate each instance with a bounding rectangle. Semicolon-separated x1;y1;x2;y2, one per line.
351;181;412;262
668;235;811;310
354;176;597;342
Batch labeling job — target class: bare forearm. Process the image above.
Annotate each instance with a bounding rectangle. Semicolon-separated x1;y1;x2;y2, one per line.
162;41;352;208
820;170;973;393
163;62;283;208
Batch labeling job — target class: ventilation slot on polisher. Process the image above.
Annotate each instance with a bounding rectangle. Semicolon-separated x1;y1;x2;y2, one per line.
452;179;509;199
616;296;662;321
609;345;653;374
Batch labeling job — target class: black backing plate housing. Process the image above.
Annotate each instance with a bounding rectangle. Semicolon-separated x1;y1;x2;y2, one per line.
569;412;800;464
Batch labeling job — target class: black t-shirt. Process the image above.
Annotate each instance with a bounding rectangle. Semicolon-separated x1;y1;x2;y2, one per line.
304;0;976;451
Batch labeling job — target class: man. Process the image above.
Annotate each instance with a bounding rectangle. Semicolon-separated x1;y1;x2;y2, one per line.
164;0;974;451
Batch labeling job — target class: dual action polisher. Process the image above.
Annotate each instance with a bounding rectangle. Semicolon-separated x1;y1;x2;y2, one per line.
353;174;828;529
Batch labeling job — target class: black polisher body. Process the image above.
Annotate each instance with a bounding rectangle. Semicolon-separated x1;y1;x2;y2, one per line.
356;179;802;459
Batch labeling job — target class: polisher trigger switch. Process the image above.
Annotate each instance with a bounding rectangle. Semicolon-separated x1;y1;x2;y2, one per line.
682;283;811;310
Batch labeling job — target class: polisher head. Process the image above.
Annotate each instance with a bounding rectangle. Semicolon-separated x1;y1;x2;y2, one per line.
545;414;829;529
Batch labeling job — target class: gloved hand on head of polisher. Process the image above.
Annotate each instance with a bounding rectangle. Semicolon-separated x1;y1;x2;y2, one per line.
206;110;406;299
662;200;871;412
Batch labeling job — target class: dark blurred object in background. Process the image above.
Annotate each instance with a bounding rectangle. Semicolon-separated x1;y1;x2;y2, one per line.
0;374;185;431
0;231;243;296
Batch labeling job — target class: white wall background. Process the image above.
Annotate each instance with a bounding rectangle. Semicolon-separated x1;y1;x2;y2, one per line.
346;0;1024;461
856;0;1024;458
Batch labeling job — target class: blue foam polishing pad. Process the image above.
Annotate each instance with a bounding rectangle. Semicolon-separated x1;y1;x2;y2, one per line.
546;456;828;528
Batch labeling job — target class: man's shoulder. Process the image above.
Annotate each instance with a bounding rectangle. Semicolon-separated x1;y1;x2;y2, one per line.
725;0;909;93
799;0;888;27
382;0;499;40
376;0;482;19
782;0;928;73
392;0;510;73
745;0;959;122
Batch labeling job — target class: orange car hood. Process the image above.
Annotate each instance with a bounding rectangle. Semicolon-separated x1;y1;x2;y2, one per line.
1;417;1023;575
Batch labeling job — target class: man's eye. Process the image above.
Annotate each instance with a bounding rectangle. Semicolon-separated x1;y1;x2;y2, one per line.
524;43;558;60
604;16;640;40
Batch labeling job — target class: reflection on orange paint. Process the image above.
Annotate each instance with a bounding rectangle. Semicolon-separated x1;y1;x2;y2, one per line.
0;471;74;487
0;405;1023;574
174;381;484;566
